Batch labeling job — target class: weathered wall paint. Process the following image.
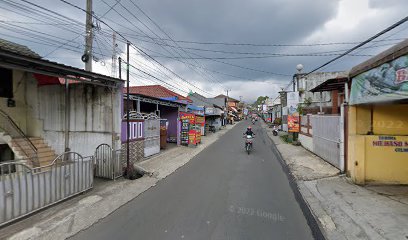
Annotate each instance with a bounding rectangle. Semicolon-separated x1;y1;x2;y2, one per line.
348;104;408;185
373;104;408;135
1;72;122;157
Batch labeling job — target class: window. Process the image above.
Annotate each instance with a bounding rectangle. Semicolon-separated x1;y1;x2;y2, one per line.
0;67;13;98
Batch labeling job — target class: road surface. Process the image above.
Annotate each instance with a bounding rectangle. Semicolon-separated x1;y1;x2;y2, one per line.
71;120;314;240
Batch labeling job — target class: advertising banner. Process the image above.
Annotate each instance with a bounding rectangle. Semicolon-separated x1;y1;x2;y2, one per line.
287;92;300;133
350;54;408;105
179;112;196;145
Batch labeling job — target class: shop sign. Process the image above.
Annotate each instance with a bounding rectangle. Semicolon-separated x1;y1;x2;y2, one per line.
372;136;408;153
205;107;214;115
179;112;195;124
243;108;248;115
287;92;299;133
350;54;408;104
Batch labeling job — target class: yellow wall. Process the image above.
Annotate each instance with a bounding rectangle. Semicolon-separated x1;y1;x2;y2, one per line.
347;106;367;184
348;104;408;185
365;135;408;184
373;104;408;135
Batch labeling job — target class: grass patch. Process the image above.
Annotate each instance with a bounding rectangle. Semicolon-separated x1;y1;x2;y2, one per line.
280;134;293;144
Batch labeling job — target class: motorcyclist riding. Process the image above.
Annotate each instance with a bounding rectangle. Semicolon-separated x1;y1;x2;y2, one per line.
244;126;255;137
243;126;255;150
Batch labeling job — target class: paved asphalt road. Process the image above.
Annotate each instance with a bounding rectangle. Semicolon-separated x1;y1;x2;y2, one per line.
72;120;314;240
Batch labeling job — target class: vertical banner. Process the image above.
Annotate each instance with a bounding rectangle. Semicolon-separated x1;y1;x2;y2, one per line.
287;92;300;133
179;112;197;145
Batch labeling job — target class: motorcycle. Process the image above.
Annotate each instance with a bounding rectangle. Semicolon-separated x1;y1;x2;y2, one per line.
252;119;256;125
272;125;279;136
244;134;254;154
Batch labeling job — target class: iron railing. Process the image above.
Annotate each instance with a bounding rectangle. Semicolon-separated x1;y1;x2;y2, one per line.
0;152;93;227
0;109;38;166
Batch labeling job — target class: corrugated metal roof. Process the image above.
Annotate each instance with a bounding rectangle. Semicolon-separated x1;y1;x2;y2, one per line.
0;38;40;58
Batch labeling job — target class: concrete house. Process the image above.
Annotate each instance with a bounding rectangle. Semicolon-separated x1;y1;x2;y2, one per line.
0;39;123;167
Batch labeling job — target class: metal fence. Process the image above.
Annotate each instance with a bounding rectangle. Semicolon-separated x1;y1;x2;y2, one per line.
311;115;341;169
94;144;123;180
0;152;93;227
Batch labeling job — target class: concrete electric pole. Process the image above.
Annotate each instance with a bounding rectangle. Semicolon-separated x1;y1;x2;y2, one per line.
111;32;117;77
84;0;93;71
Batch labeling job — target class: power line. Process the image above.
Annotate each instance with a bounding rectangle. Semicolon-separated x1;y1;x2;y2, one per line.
66;0;214;96
307;15;408;75
109;31;408;47
127;0;225;87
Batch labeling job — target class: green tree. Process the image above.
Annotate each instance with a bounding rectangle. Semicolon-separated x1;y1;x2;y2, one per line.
254;96;269;106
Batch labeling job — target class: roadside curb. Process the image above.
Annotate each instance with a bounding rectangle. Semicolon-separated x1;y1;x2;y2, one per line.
5;124;238;240
260;121;327;240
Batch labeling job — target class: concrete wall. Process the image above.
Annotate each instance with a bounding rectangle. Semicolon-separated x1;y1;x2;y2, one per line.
1;71;122;157
39;84;122;156
299;134;313;152
0;70;38;135
348;104;408;185
298;72;347;109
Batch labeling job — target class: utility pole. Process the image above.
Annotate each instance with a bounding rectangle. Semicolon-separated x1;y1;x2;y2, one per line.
226;89;231;125
84;0;93;71
111;32;117;77
126;41;130;175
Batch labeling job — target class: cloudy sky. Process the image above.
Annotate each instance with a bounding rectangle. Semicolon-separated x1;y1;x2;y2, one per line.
0;0;407;101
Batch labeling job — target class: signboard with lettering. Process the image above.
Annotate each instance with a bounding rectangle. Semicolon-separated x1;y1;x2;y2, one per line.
371;136;408;153
179;112;199;145
287;92;300;133
350;54;408;104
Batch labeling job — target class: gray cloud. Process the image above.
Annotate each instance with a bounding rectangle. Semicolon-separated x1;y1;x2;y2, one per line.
1;0;407;101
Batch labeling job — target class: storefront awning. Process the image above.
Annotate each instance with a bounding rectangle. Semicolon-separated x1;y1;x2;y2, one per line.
310;77;349;93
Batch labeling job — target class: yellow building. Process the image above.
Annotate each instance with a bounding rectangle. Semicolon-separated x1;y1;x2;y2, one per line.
347;40;408;185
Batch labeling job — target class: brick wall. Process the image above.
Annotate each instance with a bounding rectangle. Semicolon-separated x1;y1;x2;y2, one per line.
121;140;144;164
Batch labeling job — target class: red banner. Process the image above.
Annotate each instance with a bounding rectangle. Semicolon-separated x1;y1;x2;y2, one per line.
288;115;300;133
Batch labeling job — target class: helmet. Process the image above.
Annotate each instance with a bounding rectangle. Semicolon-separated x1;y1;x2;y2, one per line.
247;126;252;130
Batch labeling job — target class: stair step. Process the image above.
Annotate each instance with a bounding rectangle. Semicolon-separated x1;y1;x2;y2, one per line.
13;139;44;145
14;145;52;152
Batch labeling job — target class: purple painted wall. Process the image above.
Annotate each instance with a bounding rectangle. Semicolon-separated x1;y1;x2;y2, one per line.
161;110;178;142
121;120;144;143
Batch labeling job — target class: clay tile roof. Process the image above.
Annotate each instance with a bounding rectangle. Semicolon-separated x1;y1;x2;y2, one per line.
124;85;191;102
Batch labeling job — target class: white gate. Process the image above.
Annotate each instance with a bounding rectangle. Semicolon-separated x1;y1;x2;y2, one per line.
144;114;160;158
94;144;123;180
0;152;93;227
311;115;342;169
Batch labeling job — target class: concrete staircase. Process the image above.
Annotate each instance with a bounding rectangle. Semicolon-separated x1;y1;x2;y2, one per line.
0;132;57;167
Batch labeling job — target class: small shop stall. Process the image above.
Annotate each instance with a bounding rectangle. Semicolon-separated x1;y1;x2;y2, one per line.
179;111;202;146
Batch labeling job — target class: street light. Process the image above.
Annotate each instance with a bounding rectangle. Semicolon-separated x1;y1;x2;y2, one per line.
291;64;303;143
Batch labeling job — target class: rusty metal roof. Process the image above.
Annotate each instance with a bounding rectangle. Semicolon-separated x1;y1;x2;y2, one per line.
0;45;123;88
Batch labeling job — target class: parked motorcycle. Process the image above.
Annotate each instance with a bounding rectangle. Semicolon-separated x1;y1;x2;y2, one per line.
244;135;254;154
